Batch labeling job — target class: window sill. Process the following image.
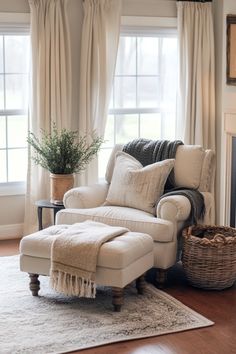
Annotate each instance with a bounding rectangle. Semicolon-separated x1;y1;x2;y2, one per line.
0;182;26;196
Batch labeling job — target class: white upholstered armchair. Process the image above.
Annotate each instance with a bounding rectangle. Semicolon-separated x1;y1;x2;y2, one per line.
56;144;215;285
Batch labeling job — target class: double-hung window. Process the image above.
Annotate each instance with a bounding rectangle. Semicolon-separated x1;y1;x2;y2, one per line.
98;18;178;178
0;14;30;194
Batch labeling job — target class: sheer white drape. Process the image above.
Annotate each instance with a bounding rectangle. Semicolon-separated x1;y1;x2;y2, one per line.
176;1;215;151
79;0;122;185
24;0;72;233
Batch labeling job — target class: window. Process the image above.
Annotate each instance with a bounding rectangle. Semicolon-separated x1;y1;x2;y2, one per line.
0;33;30;187
98;23;178;178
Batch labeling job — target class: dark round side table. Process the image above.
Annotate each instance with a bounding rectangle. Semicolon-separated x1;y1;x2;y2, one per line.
35;200;65;230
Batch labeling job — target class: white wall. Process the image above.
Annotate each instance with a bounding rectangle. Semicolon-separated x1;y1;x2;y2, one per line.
122;0;176;17
0;195;25;239
0;0;29;13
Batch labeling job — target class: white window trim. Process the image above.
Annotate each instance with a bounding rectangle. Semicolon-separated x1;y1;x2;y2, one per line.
0;12;30;33
0;13;30;196
121;16;177;36
0;182;26;196
121;16;177;28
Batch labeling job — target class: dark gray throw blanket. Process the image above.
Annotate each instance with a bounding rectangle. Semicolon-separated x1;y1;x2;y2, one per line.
123;139;205;224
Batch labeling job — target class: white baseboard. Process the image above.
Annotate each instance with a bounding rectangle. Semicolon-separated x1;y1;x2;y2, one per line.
0;224;23;240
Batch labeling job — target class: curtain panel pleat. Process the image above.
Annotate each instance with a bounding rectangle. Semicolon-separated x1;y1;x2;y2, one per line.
78;0;122;185
176;1;215;151
24;0;72;234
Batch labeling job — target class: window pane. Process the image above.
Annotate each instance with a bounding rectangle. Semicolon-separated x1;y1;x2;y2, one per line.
0;34;30;184
7;115;28;148
100;33;178;177
161;38;178;109
0;116;6;148
0;75;4;109
103;115;114;148
0;36;3;73
162;38;178;69
5;74;29;110
140;113;161;140
8;148;27;182
162;113;176;140
115;114;139;144
98;148;112;179
116;36;136;75
114;77;136;108
5;36;30;73
137;37;159;75
0;150;7;182
137;77;159;108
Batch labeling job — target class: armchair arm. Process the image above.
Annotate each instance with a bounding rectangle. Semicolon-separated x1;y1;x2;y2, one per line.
156;195;191;223
200;191;214;224
63;182;109;209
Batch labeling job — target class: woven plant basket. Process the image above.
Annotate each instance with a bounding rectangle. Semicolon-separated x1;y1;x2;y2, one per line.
182;225;236;290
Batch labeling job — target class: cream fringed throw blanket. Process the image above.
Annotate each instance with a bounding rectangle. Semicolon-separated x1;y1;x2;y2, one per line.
50;221;128;298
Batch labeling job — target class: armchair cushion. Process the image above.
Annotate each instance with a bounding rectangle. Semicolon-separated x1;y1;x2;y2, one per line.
56;206;174;243
174;145;205;189
104;151;174;215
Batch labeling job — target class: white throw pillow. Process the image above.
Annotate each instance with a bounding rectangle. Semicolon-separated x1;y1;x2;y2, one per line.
105;152;175;215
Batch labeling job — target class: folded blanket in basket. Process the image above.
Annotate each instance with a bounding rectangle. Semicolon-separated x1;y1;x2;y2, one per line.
50;221;128;298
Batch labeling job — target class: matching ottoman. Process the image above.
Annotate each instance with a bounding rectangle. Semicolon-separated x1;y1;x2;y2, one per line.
20;224;154;311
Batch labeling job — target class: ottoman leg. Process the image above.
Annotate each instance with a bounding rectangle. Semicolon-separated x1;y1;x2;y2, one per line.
112;287;124;312
156;268;168;289
136;274;145;294
29;273;40;296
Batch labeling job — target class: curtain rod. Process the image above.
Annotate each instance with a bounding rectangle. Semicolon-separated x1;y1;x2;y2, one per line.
176;1;212;2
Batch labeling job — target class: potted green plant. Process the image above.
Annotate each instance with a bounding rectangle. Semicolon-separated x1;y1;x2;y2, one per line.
27;125;103;205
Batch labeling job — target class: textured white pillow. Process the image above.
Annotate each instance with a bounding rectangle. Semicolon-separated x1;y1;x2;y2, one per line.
105;152;175;215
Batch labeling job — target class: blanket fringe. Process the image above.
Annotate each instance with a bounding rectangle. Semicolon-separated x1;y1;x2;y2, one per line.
50;270;96;298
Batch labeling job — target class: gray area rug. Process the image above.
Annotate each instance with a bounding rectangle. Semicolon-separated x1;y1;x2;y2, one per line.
0;256;213;354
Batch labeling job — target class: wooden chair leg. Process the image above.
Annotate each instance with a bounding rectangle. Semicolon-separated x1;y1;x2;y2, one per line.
112;287;124;312
136;274;145;294
29;273;40;296
156;268;168;289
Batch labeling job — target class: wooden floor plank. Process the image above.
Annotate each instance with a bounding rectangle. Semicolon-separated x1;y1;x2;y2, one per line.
0;239;20;256
1;239;235;354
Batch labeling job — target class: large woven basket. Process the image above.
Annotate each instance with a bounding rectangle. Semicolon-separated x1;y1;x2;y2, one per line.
182;225;236;290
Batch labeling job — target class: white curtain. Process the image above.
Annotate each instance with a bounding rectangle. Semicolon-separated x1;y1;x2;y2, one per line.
79;0;122;185
24;0;72;234
176;1;215;151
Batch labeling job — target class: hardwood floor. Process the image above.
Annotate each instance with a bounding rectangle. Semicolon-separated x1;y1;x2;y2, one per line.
0;238;20;256
1;239;235;354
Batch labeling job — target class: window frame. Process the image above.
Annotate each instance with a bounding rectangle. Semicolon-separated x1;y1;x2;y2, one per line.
0;12;30;196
